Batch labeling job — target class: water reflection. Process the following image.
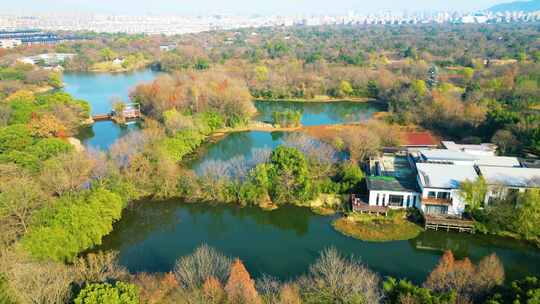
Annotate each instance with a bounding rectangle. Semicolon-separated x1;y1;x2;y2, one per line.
97;201;540;283
64;70;159;149
254;100;385;126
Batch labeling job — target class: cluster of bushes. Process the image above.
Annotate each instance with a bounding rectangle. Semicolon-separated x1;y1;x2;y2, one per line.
0;91;90;133
130;71;256;127
21;188;124;262
459;177;540;245
271;110;302;128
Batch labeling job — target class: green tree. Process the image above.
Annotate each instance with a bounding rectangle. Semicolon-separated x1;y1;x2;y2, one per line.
272;110;302;128
100;48;118;61
517;51;527;62
515;189;540;241
194;58;210;70
47;71;63;89
459;177;488;211
267;146;315;205
462;67;475;83
336;162;365;193
534;51;540;63
486;277;540;304
339;80;354;97
0;124;34;153
75;282;139;304
412;80;428;97
25;138;73;160
254;66;269;82
6;91;37;124
22;188;124;262
383;277;456;304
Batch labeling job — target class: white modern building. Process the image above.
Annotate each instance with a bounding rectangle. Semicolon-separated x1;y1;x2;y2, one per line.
17;53;75;66
417;149;521;167
478;166;540;203
441;141;497;156
366;176;421;208
416;163;479;216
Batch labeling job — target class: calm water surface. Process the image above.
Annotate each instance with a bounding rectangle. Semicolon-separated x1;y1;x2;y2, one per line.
98;202;540;283
64;70;159;150
71;72;540;282
63;70;382;149
254;100;384;125
189;131;290;174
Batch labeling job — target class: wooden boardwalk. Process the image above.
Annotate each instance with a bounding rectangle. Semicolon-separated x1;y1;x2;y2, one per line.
351;194;389;216
92;113;112;121
424;215;475;233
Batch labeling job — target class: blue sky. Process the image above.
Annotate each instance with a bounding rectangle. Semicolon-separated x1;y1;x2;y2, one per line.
4;0;510;15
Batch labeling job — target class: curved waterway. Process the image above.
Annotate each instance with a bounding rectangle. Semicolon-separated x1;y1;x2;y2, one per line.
68;71;540;283
97;202;540;283
64;70;159;150
63;70;383;150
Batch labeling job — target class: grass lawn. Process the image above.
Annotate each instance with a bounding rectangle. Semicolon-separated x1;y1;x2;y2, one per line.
332;210;423;242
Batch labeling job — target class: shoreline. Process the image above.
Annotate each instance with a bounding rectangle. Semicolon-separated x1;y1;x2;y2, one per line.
64;65;156;75
255;97;381;104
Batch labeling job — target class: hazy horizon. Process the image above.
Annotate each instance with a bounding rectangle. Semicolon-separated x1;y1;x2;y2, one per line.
2;0;512;16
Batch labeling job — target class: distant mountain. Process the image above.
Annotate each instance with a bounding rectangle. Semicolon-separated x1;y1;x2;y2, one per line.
489;0;540;12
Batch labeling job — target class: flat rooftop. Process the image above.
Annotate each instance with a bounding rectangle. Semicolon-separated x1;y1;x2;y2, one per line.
442;141;497;155
419;149;521;167
416;163;479;189
366;176;419;193
478;166;540;188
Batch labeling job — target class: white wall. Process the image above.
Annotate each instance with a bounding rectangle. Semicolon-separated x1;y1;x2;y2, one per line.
368;190;421;208
419;187;466;216
484;185;529;205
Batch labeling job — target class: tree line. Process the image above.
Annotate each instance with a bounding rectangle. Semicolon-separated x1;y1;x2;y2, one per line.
3;244;538;304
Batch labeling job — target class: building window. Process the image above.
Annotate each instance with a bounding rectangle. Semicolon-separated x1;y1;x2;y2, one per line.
413;195;417;207
425;205;449;215
437;192;450;200
428;191;436;198
389;195;404;207
406;196;410;207
375;193;379;206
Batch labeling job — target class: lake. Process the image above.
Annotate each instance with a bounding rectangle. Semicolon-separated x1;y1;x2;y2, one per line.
68;71;540;284
254;100;384;126
97;201;540;284
63;70;383;150
63;70;159;150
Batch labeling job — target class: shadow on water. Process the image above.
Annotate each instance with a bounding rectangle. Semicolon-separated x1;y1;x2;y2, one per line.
97;201;540;284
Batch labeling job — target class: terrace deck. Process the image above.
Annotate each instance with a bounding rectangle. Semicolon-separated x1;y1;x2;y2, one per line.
424;215;475;233
351;194;389;216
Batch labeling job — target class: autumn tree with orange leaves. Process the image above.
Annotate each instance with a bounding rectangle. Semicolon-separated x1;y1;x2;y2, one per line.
225;259;261;304
424;251;504;303
203;276;225;304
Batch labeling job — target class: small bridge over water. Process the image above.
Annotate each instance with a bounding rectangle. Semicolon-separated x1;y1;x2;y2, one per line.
92;103;141;123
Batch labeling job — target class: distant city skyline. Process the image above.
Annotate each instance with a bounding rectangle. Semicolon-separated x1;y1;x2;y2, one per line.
2;0;513;16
